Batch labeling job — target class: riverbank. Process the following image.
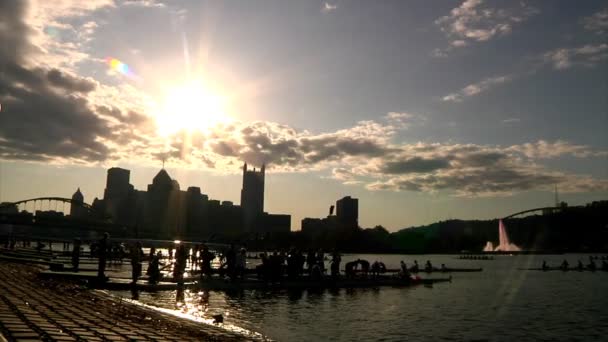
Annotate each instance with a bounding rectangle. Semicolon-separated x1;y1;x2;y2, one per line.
0;262;244;341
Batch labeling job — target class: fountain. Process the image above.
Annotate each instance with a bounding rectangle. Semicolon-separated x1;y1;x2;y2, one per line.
483;219;520;252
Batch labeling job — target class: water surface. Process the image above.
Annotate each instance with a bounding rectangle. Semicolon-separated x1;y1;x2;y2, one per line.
113;254;608;341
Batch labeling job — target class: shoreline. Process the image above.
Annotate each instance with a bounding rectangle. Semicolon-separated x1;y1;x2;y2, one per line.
0;261;246;341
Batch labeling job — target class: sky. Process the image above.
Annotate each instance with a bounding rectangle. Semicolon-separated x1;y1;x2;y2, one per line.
0;0;607;231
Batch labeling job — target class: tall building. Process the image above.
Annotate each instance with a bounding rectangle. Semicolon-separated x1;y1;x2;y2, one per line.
102;167;135;224
142;169;187;238
336;196;358;228
70;188;87;219
240;163;265;231
91;164;289;239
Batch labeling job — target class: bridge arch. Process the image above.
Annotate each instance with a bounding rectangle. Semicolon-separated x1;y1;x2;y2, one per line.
0;197;98;215
502;206;565;220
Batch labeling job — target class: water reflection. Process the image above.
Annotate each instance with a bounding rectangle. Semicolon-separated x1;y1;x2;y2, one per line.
111;254;608;341
287;289;304;302
130;287;139;300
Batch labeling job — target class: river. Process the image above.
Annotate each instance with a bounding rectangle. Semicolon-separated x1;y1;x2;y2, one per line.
112;253;608;341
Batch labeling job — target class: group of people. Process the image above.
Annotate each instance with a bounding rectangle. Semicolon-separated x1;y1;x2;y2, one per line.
255;249;332;281
458;255;494;260
549;256;608;271
69;235;462;286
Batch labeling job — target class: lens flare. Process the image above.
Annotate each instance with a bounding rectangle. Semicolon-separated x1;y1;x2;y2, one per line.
105;57;138;80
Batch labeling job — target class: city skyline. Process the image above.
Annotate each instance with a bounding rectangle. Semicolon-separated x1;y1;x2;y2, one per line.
1;1;607;231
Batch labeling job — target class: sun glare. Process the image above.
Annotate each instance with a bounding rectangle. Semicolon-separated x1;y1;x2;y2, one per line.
155;80;230;136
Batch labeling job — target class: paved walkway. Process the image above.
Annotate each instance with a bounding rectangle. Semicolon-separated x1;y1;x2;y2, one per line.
0;263;243;341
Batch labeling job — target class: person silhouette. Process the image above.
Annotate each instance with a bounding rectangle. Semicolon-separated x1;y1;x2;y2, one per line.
97;233;109;282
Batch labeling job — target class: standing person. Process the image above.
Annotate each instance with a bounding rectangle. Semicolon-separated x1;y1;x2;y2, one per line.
173;244;188;283
200;245;215;279
306;250;316;275
296;249;305;277
236;248;247;280
330;251;341;279
131;242;143;284
411;260;420;273
400;261;410;279
97;233;109;282
71;238;81;272
317;250;325;274
149;247;156;259
345;260;357;279
225;244;236;280
147;251;162;284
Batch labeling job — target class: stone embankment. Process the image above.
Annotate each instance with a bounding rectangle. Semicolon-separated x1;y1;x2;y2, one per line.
0;262;243;341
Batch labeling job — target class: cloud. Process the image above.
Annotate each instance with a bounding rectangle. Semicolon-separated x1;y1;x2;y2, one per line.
434;0;538;55
363;142;608;197
121;0;167;8
442;75;512;102
583;8;608;34
542;44;608;70
1;1;606;199
322;2;338;13
501;118;521;124
0;1;153;164
507;140;608;159
381;158;450;174
442;43;607;103
153;119;607;197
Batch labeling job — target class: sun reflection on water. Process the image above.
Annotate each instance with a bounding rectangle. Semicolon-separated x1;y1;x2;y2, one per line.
108;289;267;340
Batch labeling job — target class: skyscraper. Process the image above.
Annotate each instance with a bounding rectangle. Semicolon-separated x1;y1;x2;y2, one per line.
240;163;265;231
143;169;186;238
103;167;134;223
336;196;358;229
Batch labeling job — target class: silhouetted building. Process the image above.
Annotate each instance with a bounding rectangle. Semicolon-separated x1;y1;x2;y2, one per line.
89;164;289;239
35;210;64;219
185;186;208;237
241;163;265;231
0;202;18;214
141;169;187;238
70;188;87;219
336;196;358;229
301;216;338;235
302;196;359;233
102;167;135;225
259;213;291;233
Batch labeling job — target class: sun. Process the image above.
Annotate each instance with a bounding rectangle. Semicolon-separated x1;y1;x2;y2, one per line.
155;80;230;136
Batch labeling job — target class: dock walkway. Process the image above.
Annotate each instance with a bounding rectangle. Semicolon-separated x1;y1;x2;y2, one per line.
0;262;243;341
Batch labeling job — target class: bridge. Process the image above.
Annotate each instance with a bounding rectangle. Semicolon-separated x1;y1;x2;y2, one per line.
0;197;96;214
502;206;570;220
0;197;126;237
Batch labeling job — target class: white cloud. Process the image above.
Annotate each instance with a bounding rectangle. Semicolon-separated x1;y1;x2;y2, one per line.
583;8;608;34
322;2;338;13
501;118;520;124
507;140;608;159
543;44;608;70
441;42;607;103
442;75;512;102
121;0;166;8
434;0;538;55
